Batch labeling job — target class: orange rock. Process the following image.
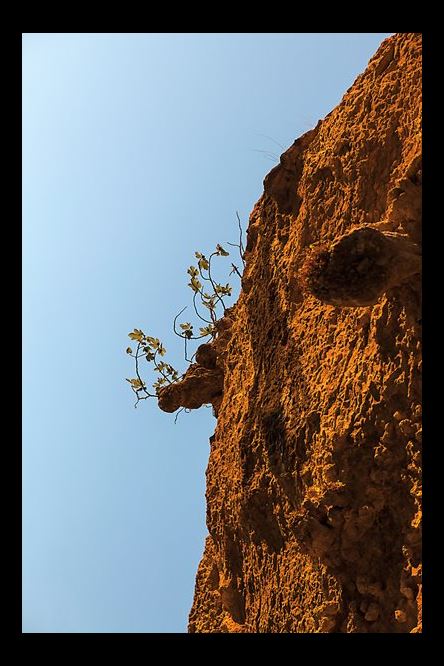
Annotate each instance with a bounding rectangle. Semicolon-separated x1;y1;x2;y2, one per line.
187;33;422;633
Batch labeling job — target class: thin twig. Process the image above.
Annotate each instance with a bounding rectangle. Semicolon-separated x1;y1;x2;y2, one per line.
174;407;185;424
193;290;213;325
173;306;188;335
152;350;176;385
133;393;151;409
230;263;242;278
250;148;280;162
196;263;223;317
235;211;246;266
134;343;156;398
254;132;285;150
173;305;208;340
184;336;194;364
132;342;156;407
207;252;226;311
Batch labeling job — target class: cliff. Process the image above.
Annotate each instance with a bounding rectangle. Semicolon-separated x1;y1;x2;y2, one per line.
175;33;422;633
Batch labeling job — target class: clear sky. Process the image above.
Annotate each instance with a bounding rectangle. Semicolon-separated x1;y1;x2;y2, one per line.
22;32;392;633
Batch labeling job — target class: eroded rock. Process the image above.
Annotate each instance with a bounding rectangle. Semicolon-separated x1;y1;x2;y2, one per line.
195;343;218;369
188;33;422;634
298;227;421;307
157;364;223;413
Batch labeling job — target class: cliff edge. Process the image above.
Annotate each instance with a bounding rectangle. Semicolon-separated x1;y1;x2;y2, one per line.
187;33;422;633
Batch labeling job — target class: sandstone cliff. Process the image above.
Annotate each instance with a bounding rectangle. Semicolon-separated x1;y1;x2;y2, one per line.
176;33;422;633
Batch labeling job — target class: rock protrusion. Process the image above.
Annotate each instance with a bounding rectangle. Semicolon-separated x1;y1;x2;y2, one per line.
195;343;218;369
263;127;318;216
157;363;223;413
298;227;421;307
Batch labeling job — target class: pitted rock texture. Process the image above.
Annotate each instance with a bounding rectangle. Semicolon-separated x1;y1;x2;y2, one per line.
157;309;234;416
188;33;422;633
157;363;223;413
298;227;421;307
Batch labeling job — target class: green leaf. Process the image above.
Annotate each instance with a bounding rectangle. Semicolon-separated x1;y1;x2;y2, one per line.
188;277;202;293
158;344;166;356
126;347;133;354
145;352;155;361
187;265;199;278
153;377;168;394
216;244;229;256
221;284;232;296
195;251;203;259
147;338;159;349
180;322;193;331
199;325;215;337
128;328;144;342
198;257;209;271
214;283;232;297
202;298;216;310
127;378;145;389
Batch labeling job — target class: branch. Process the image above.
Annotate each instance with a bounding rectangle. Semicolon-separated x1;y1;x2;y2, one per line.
152;349;175;385
132;342;157;407
134;343;156;398
184;336;194;364
254;133;285;150
207;252;227;311
193;290;213;325
230;263;242;278
174;407;191;424
173;305;210;341
236;211;246;267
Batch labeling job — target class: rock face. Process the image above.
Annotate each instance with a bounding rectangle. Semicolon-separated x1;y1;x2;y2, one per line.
185;33;422;633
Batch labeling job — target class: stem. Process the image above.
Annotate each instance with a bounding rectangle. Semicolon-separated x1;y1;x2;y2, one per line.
184;337;193;364
207;252;227;311
236;211;246;267
197;265;212;283
173;306;188;336
174;407;185;424
173;305;208;341
135;343;156;398
254;133;285;149
132;342;156;407
174;407;191;424
193;290;213;324
134;393;150;409
152;349;175;385
251;148;280;162
230;264;242;279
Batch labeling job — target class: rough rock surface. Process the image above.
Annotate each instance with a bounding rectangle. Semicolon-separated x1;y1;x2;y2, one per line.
186;33;422;633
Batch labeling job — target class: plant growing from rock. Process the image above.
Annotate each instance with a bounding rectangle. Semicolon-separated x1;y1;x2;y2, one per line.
126;215;245;410
173;243;233;362
125;329;180;407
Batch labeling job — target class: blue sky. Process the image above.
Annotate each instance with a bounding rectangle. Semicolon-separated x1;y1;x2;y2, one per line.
22;32;392;633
